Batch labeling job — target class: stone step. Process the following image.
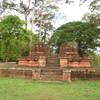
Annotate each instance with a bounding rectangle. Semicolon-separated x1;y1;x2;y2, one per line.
41;69;62;72
46;56;60;69
47;59;59;61
47;63;60;65
41;71;62;75
47;56;58;58
47;66;60;68
47;63;59;65
47;61;60;66
47;56;59;58
41;69;62;74
47;61;59;63
47;57;59;59
47;60;59;62
46;67;59;69
40;75;63;81
40;68;63;81
47;59;59;63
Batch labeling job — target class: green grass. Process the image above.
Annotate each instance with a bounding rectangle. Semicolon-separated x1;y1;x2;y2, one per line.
0;78;100;100
0;62;17;67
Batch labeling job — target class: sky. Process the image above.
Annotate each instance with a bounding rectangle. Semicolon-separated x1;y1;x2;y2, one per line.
4;0;91;29
55;0;90;28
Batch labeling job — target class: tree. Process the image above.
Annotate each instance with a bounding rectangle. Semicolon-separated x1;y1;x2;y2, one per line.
0;0;33;29
0;0;17;19
49;22;100;56
82;13;100;26
82;0;100;26
91;54;100;68
32;3;58;43
89;0;100;12
0;15;38;61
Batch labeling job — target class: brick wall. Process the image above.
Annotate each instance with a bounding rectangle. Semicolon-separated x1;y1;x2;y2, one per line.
63;68;100;81
60;58;91;68
0;68;100;82
0;68;32;79
71;69;100;80
18;56;46;67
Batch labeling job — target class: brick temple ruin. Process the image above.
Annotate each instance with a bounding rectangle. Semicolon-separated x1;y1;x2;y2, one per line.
18;42;91;68
0;42;100;82
17;42;93;81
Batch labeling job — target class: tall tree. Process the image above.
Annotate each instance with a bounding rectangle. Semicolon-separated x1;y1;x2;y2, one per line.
0;15;39;61
49;22;100;56
0;0;32;29
31;0;58;43
89;0;100;12
82;13;100;26
82;0;100;26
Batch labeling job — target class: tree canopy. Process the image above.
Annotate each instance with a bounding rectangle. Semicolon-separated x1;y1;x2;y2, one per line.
49;21;100;56
0;15;39;61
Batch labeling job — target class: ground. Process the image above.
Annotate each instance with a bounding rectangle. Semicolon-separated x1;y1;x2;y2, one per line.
0;78;100;100
0;62;17;67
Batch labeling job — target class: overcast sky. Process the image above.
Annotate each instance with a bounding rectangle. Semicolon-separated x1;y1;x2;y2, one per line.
55;0;90;27
11;0;90;29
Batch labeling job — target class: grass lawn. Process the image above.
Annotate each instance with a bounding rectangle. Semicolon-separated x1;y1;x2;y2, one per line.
0;62;17;67
0;78;100;100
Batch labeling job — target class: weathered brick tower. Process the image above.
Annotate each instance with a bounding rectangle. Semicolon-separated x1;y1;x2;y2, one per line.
59;42;91;68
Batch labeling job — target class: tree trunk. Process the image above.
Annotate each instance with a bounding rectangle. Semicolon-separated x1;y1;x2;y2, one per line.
78;42;82;57
29;35;32;56
25;13;28;30
43;30;47;43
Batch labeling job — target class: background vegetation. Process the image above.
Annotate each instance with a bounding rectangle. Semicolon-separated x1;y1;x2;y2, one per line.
49;22;100;57
0;15;39;62
91;54;100;68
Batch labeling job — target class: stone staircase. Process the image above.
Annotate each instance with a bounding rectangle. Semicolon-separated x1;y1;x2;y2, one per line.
46;55;60;69
40;55;63;81
40;69;63;81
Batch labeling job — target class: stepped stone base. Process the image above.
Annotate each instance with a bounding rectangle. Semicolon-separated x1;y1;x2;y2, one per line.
16;42;93;81
40;69;63;81
0;67;100;82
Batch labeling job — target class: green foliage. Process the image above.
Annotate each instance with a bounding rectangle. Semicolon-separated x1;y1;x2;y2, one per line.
91;54;100;68
0;15;39;61
0;0;33;29
49;22;100;56
0;78;100;100
89;0;100;12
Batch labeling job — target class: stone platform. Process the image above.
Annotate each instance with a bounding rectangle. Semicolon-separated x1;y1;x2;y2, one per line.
16;42;95;81
0;67;100;82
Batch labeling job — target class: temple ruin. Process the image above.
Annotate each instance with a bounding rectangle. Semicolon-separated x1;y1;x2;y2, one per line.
0;42;100;82
18;42;91;68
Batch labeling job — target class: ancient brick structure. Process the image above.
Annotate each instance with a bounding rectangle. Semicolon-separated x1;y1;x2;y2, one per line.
0;68;100;82
59;42;91;68
18;56;46;67
18;42;91;68
59;42;79;57
30;43;51;56
16;42;95;81
18;43;50;67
